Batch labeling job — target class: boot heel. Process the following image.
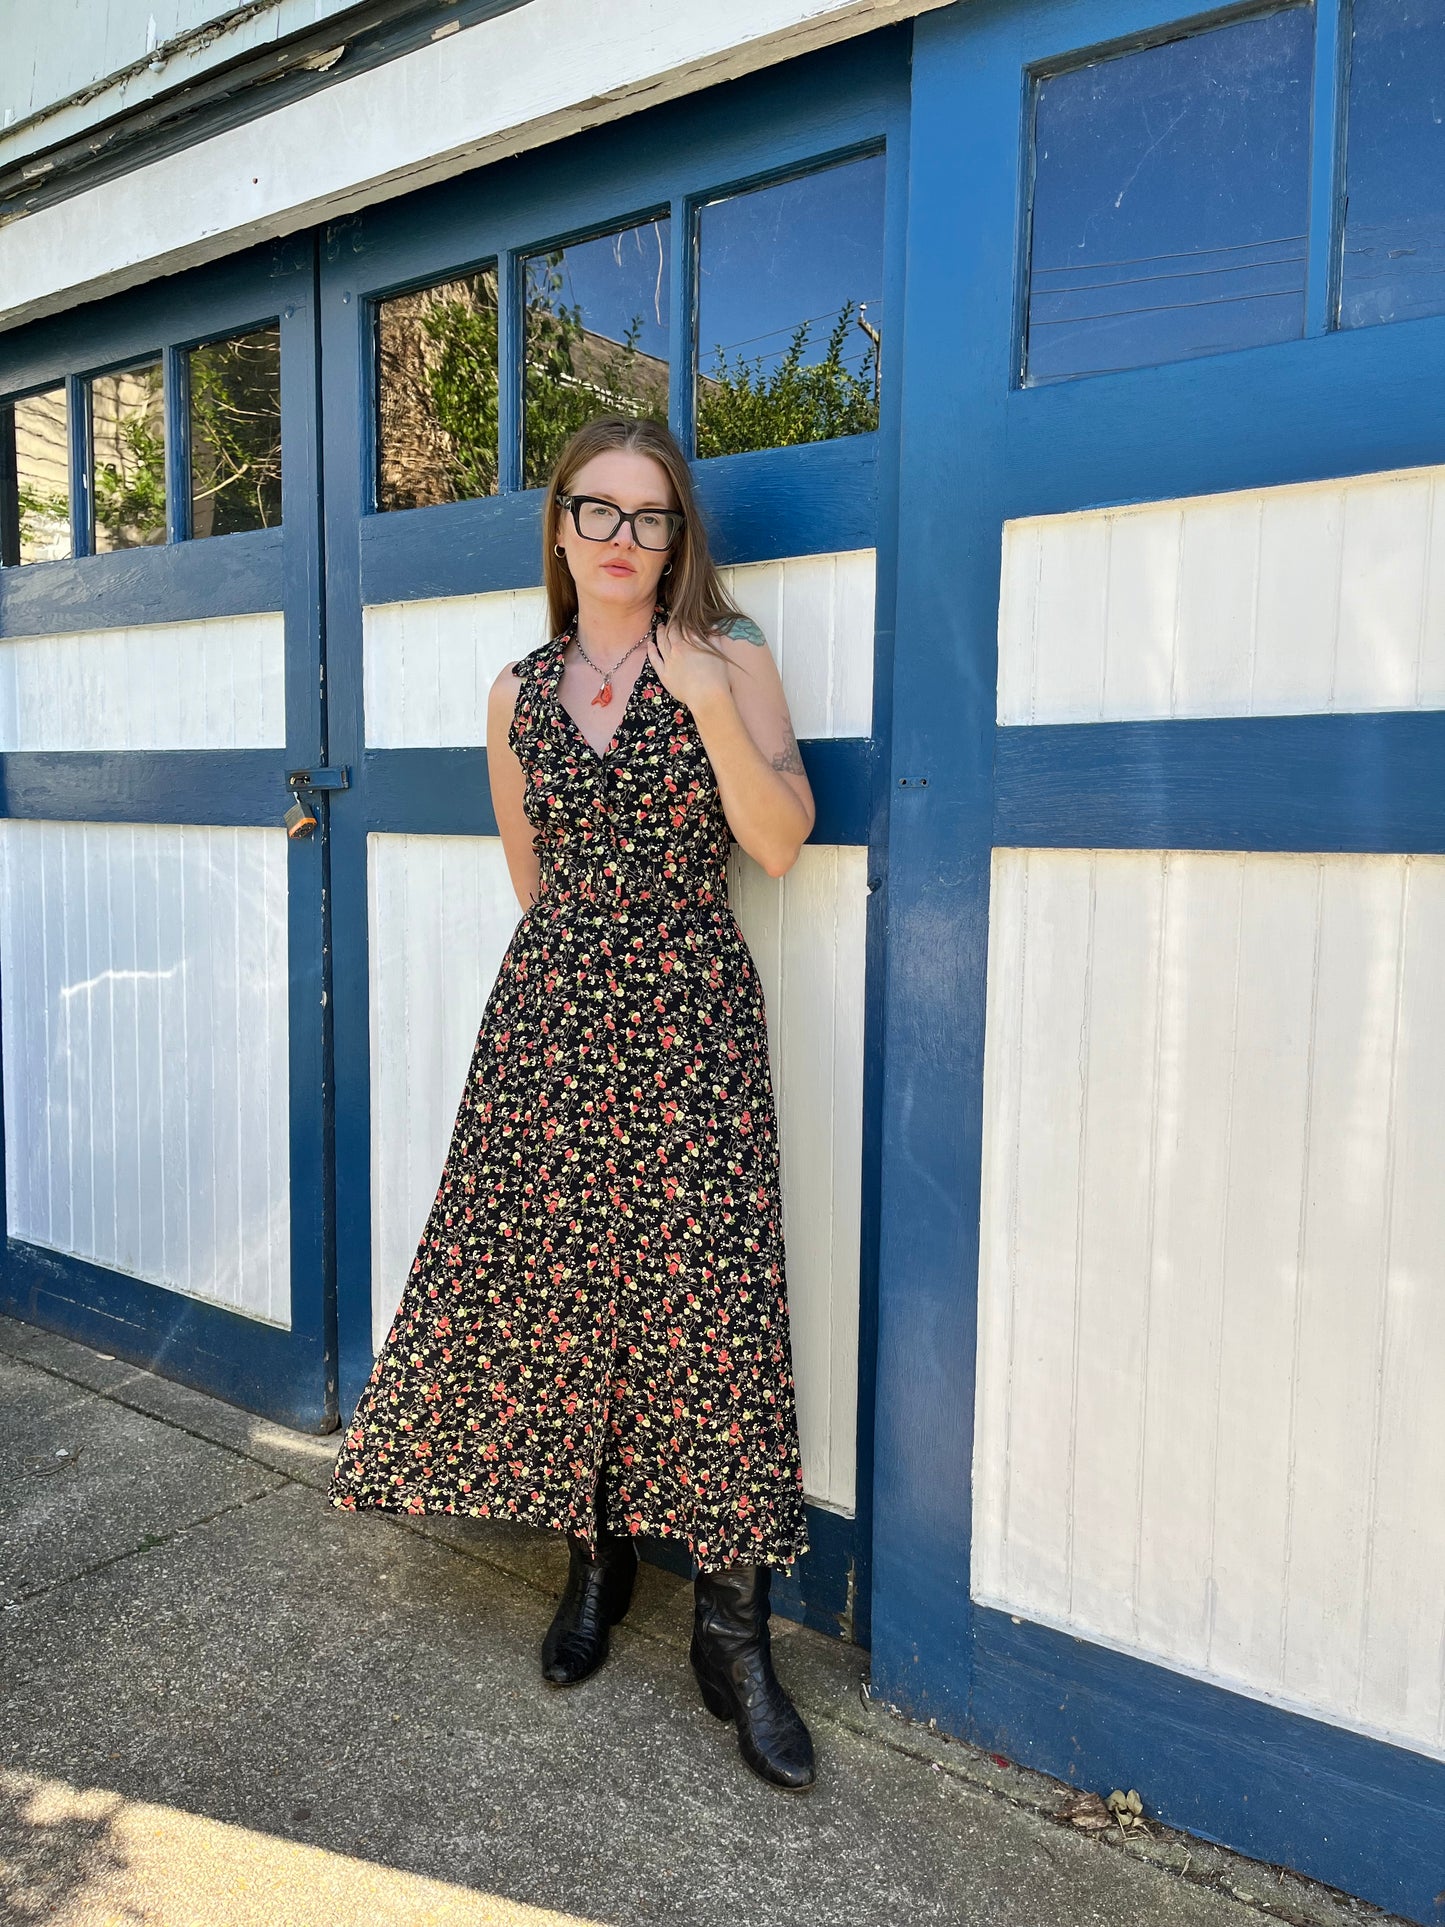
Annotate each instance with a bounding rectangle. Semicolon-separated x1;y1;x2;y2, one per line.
690;1650;735;1722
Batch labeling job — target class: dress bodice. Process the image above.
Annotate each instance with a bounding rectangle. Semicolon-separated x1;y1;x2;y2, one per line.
509;631;735;913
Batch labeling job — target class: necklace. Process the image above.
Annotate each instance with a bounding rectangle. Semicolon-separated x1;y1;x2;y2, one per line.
570;608;661;708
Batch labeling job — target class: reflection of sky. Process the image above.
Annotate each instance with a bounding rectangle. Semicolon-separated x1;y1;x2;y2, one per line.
528;220;671;360
1028;8;1312;380
1341;0;1445;327
524;155;886;380
699;155;885;378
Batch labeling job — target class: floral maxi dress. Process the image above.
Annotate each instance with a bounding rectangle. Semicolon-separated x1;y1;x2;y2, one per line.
326;624;811;1572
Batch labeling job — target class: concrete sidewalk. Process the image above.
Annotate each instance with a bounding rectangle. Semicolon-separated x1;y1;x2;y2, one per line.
0;1312;1401;1927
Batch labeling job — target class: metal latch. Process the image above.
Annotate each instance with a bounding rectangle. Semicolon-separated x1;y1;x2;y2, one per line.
284;765;350;839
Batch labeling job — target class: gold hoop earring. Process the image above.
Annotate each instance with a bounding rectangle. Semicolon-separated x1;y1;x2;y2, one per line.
662;561;673;575
553;543;565;558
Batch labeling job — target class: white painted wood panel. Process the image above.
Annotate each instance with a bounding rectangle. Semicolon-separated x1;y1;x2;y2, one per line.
718;549;876;738
364;590;549;749
363;549;875;747
729;842;867;1516
367;833;865;1515
367;833;524;1358
0;0;953;330
0;819;290;1322
0;615;285;750
998;464;1445;724
0;1;361;169
975;848;1445;1759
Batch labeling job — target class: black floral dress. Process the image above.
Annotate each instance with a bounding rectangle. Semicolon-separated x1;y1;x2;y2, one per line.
326;620;810;1572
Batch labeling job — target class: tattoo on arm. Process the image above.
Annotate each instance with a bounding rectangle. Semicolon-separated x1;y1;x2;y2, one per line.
771;720;805;774
721;614;767;646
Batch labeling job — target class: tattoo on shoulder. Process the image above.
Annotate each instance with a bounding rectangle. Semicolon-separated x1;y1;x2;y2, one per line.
720;614;767;646
771;721;805;774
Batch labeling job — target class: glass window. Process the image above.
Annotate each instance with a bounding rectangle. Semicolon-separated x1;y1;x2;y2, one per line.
695;154;884;458
189;327;282;537
523;218;670;489
1;385;71;566
1024;9;1313;384
377;267;499;512
1340;0;1445;328
90;358;166;552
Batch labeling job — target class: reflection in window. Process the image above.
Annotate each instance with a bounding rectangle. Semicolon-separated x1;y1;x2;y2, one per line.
523;219;669;489
189;328;282;537
1341;0;1445;328
1;386;70;566
695;155;884;458
90;359;166;552
1025;9;1313;384
377;267;499;512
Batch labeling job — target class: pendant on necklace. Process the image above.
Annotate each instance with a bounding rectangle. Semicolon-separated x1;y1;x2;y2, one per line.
591;680;613;708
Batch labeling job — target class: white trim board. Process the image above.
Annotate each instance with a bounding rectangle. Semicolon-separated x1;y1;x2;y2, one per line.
0;0;949;332
0;0;364;172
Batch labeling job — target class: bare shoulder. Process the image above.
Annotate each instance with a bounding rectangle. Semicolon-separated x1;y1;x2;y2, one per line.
488;659;523;721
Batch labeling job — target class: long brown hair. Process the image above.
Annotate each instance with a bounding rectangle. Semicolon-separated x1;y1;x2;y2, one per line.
541;415;743;655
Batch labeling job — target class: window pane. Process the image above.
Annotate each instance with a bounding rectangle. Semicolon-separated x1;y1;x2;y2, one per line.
696;155;884;458
377;267;499;512
2;386;71;565
523;219;669;489
1341;0;1445;328
91;359;166;552
189;327;282;537
1025;9;1313;384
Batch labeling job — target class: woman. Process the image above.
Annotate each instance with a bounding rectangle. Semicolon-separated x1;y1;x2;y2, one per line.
328;413;818;1792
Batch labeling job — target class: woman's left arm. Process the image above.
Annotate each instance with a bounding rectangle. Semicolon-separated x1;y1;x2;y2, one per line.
649;618;815;879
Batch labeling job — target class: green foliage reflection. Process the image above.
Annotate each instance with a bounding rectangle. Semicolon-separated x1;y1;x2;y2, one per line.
92;362;166;551
696;300;879;458
378;269;498;511
522;250;668;489
190;329;282;537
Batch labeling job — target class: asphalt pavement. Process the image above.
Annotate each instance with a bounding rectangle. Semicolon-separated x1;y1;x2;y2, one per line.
0;1311;1403;1927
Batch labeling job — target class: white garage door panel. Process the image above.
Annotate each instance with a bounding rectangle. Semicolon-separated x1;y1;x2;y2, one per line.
975;847;1445;1759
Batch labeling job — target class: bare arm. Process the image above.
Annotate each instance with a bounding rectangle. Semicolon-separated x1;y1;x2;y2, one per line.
666;623;815;879
487;663;542;910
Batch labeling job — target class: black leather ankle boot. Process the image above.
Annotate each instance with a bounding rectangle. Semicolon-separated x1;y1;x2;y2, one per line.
540;1521;639;1688
690;1561;815;1790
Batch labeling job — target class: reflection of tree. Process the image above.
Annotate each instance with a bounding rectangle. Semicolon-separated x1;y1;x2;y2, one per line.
9;389;70;563
378;271;498;510
523;251;668;487
93;364;166;550
190;331;282;537
697;300;879;458
375;270;879;499
17;482;70;560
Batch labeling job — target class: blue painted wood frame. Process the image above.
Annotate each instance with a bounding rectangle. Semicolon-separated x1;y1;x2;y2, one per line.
0;240;338;1433
320;30;912;1642
875;1;1445;1919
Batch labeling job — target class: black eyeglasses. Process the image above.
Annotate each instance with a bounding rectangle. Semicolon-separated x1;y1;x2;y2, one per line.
556;493;684;551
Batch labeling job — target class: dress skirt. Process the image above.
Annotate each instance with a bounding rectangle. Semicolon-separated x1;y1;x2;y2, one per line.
326;625;810;1572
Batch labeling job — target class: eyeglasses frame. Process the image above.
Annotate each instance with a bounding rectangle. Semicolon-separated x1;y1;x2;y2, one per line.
555;492;685;551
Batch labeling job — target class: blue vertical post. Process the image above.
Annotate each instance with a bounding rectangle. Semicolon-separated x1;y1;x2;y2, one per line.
1304;0;1350;337
668;194;696;456
497;249;521;494
66;373;91;560
164;342;191;546
868;1;1022;1728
